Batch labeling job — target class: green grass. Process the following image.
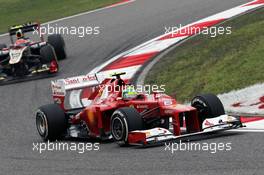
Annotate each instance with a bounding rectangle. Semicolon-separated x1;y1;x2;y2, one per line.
146;7;264;103
0;0;120;33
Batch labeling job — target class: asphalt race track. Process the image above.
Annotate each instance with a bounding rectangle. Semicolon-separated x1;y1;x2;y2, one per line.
1;0;263;175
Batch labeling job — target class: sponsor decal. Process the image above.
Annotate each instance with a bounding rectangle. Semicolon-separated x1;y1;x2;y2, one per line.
204;120;214;126
65;75;97;85
52;84;65;96
164;100;173;106
192;98;207;107
136;105;148;109
164;109;174;115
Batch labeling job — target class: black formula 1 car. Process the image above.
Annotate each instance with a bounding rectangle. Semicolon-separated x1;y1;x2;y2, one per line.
0;22;66;85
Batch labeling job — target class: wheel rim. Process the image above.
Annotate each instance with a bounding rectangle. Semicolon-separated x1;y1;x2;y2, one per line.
192;101;208;116
36;111;48;138
112;117;124;140
192;101;210;129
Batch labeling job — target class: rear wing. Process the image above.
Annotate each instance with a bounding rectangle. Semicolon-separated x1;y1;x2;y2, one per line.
9;22;39;35
51;73;103;110
9;22;43;43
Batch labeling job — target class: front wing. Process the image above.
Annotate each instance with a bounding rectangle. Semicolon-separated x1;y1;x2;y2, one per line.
0;66;57;85
128;115;243;147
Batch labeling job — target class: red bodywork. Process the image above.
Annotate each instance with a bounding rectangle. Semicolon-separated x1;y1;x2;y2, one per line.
54;78;201;139
14;39;30;46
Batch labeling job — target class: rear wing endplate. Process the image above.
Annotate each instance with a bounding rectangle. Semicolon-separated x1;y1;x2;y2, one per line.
51;73;103;109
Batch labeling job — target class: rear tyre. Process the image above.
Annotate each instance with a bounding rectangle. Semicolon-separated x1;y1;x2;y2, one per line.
191;94;225;128
0;44;7;65
36;104;67;141
111;107;144;146
0;44;7;50
40;45;56;64
48;34;66;60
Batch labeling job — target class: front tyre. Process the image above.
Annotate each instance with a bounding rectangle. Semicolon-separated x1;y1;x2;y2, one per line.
191;94;225;128
36;104;67;141
111;107;144;146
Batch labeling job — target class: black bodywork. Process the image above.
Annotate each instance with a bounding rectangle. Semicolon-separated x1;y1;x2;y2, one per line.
0;22;66;85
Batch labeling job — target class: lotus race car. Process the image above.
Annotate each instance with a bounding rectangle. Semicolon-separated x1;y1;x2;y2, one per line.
36;72;243;147
0;22;66;85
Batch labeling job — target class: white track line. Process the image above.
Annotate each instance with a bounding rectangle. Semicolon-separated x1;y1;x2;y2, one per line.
227;129;264;133
89;0;264;74
0;0;135;37
168;127;264;133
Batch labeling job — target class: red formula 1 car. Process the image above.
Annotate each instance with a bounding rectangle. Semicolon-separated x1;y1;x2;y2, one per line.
35;72;242;146
0;22;66;85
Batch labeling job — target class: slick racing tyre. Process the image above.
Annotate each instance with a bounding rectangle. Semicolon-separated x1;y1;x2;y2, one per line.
191;94;225;128
36;104;67;141
0;44;7;50
48;34;66;60
0;44;7;63
111;107;144;146
40;45;56;64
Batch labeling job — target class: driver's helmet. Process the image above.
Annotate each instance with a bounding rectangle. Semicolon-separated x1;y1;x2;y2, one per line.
122;85;138;100
16;29;24;39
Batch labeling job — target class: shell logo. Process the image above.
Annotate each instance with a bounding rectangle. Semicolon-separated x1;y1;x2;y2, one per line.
145;132;151;137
